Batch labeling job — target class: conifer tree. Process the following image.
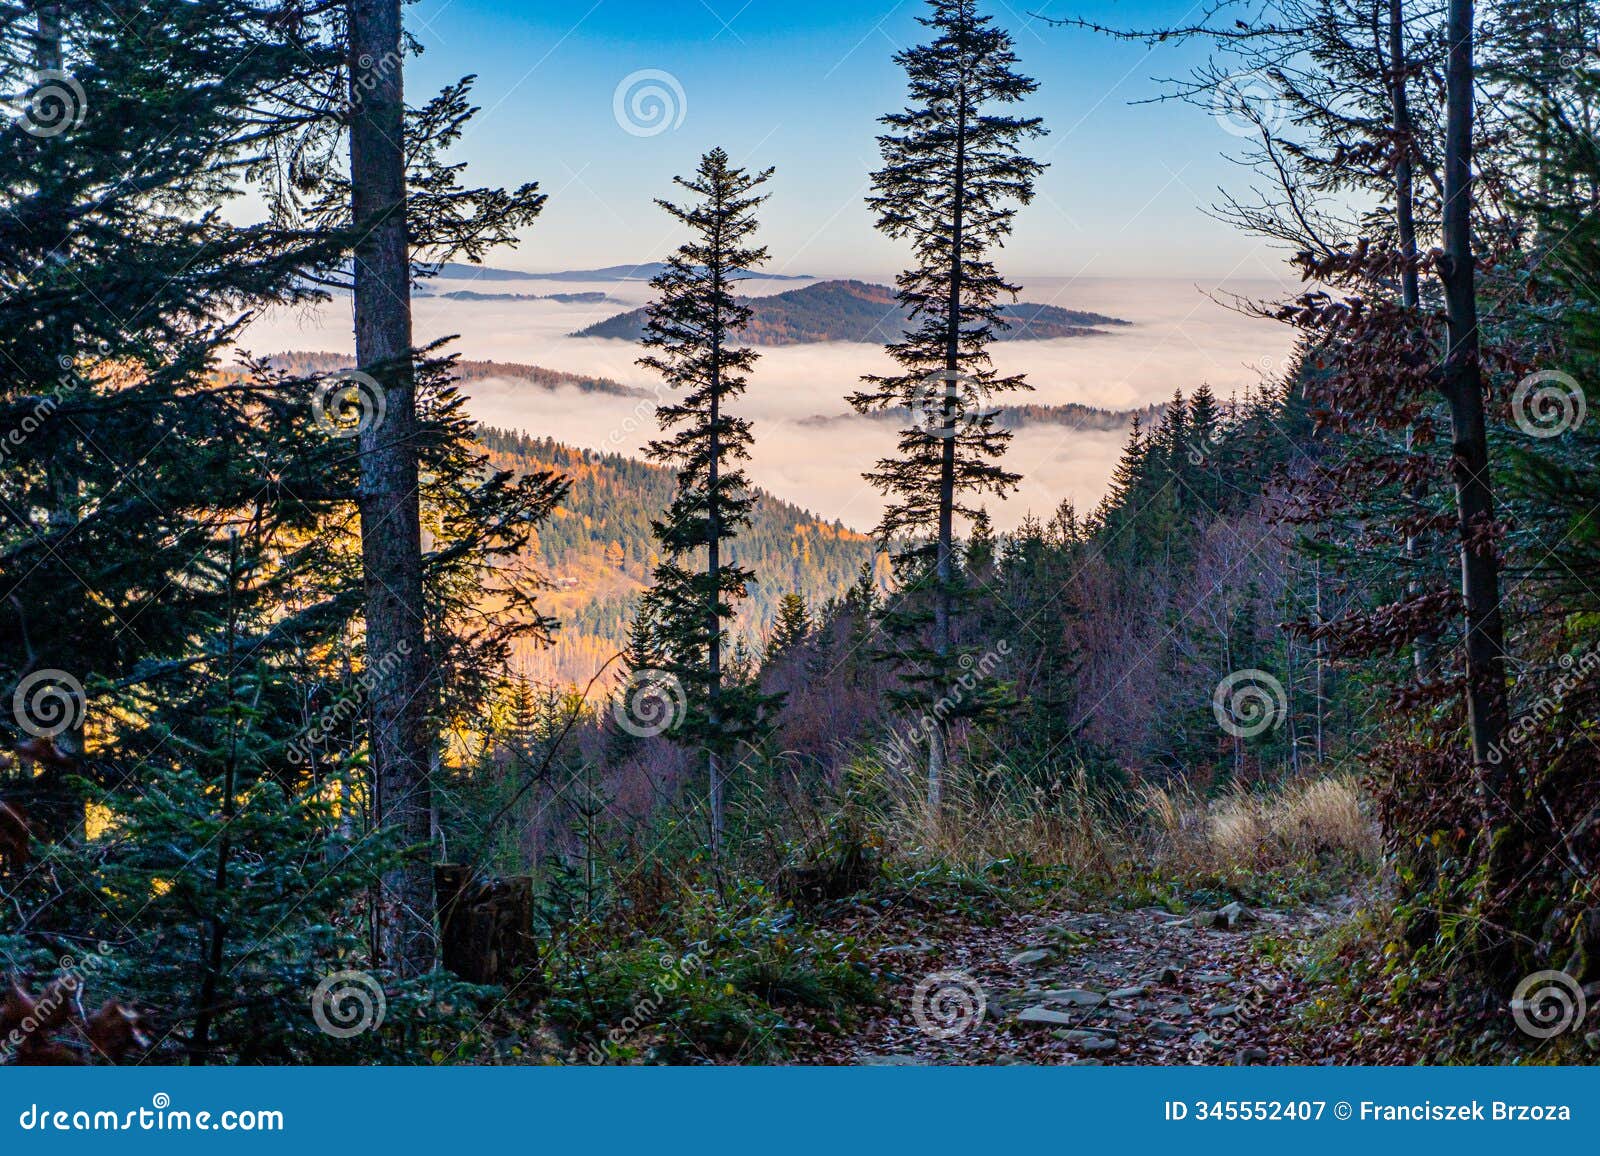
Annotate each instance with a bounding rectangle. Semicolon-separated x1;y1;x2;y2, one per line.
768;594;813;658
851;0;1044;807
638;148;777;854
965;509;996;578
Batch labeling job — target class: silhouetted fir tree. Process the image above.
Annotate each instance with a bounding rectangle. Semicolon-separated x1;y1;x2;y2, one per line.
1156;389;1190;484
851;0;1044;807
1186;383;1225;511
637;148;780;854
965;509;997;579
1094;416;1145;528
768;594;813;658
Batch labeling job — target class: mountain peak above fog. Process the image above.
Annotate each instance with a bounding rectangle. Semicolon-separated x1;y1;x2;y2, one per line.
568;279;1131;345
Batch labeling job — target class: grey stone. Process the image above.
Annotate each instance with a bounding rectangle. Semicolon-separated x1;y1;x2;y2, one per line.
1107;986;1146;1000
1198;902;1259;930
1148;1021;1184;1039
1191;972;1236;984
1148;965;1182;985
1235;1047;1270;1065
1043;988;1106;1008
1017;1006;1078;1026
878;942;935;956
1080;1037;1118;1054
1208;1004;1241;1019
1053;1028;1117;1044
1008;948;1054;967
860;1054;919;1065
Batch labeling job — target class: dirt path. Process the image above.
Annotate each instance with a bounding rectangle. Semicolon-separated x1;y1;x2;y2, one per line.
795;894;1358;1065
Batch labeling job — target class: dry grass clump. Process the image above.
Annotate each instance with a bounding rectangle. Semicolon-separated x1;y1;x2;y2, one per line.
855;755;1377;889
1144;776;1378;877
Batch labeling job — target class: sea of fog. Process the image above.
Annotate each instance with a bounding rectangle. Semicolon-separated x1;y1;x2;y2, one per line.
240;272;1295;533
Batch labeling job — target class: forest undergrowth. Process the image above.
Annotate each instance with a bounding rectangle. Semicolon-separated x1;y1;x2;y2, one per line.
466;766;1401;1065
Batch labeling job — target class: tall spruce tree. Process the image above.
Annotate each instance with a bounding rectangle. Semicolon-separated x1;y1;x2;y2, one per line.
637;148;776;855
767;593;813;658
851;0;1044;807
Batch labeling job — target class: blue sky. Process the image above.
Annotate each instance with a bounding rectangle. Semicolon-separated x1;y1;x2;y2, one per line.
401;0;1285;279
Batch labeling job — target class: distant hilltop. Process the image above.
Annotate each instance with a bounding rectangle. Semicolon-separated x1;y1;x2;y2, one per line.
257;351;649;398
800;398;1167;432
434;261;810;283
570;279;1131;345
420;289;619;304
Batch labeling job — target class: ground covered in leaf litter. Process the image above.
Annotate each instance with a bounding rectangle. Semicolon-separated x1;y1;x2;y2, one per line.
791;891;1361;1066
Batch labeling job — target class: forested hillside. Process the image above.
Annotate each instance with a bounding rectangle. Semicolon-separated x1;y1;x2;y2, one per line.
424;289;617;304
435;261;809;282
475;428;875;686
572;278;1129;343
265;350;648;397
802;397;1167;431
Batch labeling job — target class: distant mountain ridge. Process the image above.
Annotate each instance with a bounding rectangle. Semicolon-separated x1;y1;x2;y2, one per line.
800;398;1167;432
423;289;618;304
570;279;1131;344
435;261;810;283
260;350;648;398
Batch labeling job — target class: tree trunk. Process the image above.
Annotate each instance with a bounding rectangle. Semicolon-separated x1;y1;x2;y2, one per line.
930;95;968;813
707;225;725;856
1388;0;1420;314
347;0;435;978
1390;0;1439;680
1438;0;1511;804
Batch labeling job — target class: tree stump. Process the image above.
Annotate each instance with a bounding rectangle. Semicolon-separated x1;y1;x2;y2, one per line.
434;865;538;987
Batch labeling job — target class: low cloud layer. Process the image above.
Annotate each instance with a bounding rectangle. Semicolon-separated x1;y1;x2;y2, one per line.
241;274;1293;532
